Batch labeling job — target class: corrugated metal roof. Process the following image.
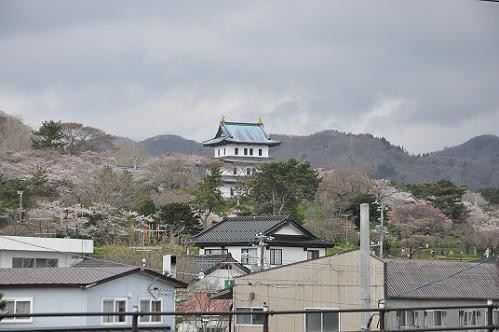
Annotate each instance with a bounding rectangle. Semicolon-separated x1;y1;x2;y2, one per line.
203;122;280;146
385;258;499;299
193;216;331;247
0;267;187;288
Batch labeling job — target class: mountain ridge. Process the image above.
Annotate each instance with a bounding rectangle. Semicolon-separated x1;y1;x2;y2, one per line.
139;132;499;190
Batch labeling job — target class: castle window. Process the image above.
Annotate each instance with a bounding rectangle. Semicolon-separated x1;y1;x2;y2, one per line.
233;168;237;175
249;148;253;156
235;148;239;155
259;149;262;156
244;148;248;155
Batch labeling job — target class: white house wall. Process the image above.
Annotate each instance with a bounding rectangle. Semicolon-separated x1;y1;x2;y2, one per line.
0;236;93;253
0;250;79;268
200;246;326;270
0;273;176;330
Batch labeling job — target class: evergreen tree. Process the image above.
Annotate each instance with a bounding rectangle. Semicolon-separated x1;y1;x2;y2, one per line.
31;120;64;150
158;202;203;237
244;159;320;219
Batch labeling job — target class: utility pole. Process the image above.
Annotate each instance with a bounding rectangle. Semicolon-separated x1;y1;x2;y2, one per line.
17;191;23;223
255;233;273;271
376;202;388;258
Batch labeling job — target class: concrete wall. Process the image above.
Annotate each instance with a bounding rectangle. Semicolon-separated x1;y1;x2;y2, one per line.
232;250;385;332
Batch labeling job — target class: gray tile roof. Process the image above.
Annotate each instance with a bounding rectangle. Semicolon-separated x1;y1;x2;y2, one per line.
203;121;281;146
193;216;332;248
0;267;187;288
385;258;499;300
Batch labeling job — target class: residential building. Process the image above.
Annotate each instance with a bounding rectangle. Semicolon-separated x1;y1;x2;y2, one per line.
220;250;499;332
175;254;250;332
384;258;499;330
0;266;187;331
193;216;332;272
202;118;281;197
0;235;93;268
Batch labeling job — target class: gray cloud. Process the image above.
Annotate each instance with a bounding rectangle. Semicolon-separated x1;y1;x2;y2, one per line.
0;0;498;154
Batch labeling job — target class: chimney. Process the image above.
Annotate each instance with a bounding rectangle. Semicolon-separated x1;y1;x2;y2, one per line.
360;203;371;330
162;255;176;278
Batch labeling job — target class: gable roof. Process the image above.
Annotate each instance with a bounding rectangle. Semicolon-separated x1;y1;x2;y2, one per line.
0;267;187;289
193;216;332;248
385;258;499;300
203;121;281;147
176;254;250;284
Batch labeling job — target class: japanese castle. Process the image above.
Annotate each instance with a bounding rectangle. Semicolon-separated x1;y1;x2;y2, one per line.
203;117;281;197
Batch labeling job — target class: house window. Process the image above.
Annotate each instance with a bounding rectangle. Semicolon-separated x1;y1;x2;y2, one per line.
249;148;253;156
270;249;282;265
305;309;339;332
396;310;416;329
460;310;479;327
307;250;320;260
235;148;239;155
139;299;162;323
241;248;257;265
102;299;127;324
230;187;234;196
235;307;264;325
233;168;238;175
204;248;228;255
259;148;262;156
12;257;58;268
217;149;220;156
223;148;226;155
2;298;32;323
198;328;223;332
246;168;251;175
425;310;445;327
244;148;248;155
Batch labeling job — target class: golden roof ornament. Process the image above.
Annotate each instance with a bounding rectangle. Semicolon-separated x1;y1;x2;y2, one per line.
220;115;226;123
257;117;263;124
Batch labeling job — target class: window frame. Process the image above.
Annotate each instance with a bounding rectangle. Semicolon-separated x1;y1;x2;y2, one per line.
304;308;340;332
307;250;320;260
459;309;480;327
241;248;258;265
204;248;228;255
1;298;33;324
12;257;58;268
235;147;239;155
258;148;262;156
244;148;248;155
425;310;445;328
270;249;282;266
101;298;128;325
249;148;253;156
396;310;416;329
235;307;264;326
138;298;162;324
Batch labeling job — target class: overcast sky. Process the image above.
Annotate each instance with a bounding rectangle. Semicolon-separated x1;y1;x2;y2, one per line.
1;0;498;154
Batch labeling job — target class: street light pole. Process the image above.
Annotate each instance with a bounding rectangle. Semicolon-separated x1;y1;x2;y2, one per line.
17;191;23;223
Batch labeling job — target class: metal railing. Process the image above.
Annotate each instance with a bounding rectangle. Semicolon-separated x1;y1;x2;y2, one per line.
0;303;497;332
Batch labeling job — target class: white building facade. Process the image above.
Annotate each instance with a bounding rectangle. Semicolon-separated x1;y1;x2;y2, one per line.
0;236;93;268
202;119;281;198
